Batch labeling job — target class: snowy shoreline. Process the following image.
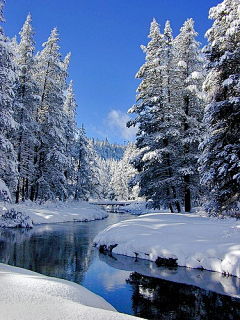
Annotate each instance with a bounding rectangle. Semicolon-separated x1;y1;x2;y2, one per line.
94;212;240;278
0;201;144;319
0;263;141;320
0;201;108;226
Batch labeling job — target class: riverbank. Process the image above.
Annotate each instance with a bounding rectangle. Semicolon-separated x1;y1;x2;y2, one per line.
0;263;141;320
94;212;240;278
0;200;108;226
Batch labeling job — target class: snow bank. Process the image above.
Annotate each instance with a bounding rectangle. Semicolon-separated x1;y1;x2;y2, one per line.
0;208;33;228
94;212;240;278
120;201;151;215
0;201;108;225
0;263;141;320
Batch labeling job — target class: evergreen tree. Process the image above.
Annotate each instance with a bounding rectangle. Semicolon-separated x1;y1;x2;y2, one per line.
0;2;18;197
13;13;40;203
63;80;78;197
122;142;140;200
199;0;240;215
33;28;70;201
97;158;112;199
0;0;5;23
128;19;181;211
173;18;205;212
74;126;100;201
107;159;119;200
110;160;128;201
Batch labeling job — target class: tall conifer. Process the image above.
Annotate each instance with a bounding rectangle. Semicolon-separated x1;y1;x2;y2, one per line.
173;18;205;212
199;0;240;215
14;13;40;202
0;1;18;197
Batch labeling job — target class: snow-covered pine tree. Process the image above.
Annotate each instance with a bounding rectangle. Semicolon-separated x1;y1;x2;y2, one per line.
128;19;181;212
160;20;182;212
199;0;240;215
122;142;140;200
74;127;90;201
0;0;5;23
33;28;70;201
173;18;205;212
74;126;100;201
0;1;18;198
87;138;101;199
63;80;78;198
97;158;112;199
107;158;119;200
110;159;128;201
13;13;40;203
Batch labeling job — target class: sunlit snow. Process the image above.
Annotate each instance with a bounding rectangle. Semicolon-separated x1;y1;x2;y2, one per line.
0;263;141;320
94;212;240;278
1;201;108;225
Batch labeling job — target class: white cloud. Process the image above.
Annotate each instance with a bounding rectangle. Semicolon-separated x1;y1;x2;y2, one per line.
88;109;138;144
105;109;137;142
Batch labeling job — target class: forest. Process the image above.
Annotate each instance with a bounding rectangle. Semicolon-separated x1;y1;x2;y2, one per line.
0;0;239;217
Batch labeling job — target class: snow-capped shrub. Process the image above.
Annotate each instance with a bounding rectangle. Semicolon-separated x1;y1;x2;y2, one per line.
0;179;12;203
0;208;33;228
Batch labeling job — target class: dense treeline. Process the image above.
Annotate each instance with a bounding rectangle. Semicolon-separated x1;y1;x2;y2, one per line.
0;0;239;217
128;0;240;216
0;1;140;205
0;7;102;203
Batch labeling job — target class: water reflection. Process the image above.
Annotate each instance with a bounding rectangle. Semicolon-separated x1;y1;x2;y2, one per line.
0;225;90;283
127;272;240;320
99;253;240;319
0;213;136;282
0;213;239;319
99;253;240;299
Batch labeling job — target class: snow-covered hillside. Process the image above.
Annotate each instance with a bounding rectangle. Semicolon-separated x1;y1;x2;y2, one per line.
91;138;126;160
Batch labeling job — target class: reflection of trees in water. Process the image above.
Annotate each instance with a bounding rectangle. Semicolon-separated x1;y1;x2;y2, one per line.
0;224;95;285
126;272;240;320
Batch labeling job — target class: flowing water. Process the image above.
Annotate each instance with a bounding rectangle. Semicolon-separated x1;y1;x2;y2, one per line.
0;210;239;319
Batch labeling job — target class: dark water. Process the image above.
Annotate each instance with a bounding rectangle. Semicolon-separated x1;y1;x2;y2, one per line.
0;210;239;319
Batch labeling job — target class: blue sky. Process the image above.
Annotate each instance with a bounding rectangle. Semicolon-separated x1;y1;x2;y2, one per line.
3;0;220;144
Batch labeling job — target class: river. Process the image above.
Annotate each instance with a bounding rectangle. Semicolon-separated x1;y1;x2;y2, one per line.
0;209;239;319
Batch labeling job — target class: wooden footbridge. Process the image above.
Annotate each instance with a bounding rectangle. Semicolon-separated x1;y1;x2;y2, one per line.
90;201;131;206
90;200;131;211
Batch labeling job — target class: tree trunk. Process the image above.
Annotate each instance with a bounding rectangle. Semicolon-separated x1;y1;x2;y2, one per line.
164;139;181;213
22;177;25;201
15;181;20;204
184;174;191;212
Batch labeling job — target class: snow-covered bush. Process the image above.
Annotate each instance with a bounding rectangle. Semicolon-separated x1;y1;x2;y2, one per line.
0;208;33;228
0;179;12;203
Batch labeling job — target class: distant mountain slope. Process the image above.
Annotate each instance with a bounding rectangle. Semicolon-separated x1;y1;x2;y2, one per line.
90;138;126;160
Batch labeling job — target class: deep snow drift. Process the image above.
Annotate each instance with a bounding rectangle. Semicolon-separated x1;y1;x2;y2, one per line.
0;200;108;226
0;263;141;320
94;212;240;278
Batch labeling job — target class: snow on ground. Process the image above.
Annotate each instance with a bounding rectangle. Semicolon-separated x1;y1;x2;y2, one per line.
0;200;108;225
0;263;141;320
94;212;240;278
